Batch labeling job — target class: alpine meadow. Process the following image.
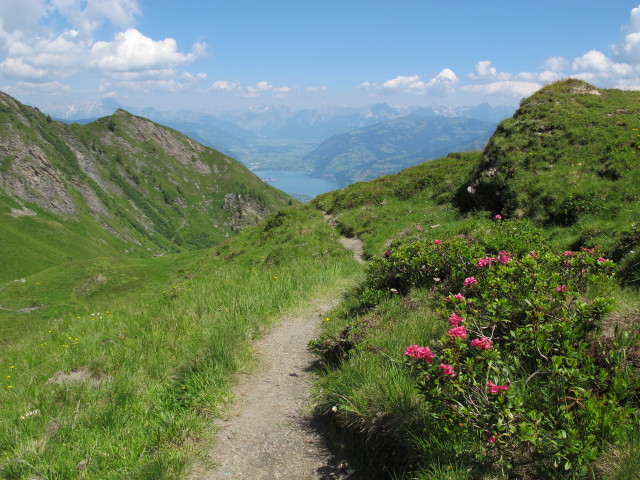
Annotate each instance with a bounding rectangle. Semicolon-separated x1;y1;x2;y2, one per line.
1;78;639;480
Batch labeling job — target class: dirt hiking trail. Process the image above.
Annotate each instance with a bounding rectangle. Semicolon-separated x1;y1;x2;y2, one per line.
189;230;363;480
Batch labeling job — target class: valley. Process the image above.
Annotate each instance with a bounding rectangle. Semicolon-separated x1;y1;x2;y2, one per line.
1;80;639;480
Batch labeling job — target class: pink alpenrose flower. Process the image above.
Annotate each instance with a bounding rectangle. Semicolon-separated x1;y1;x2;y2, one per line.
449;313;465;327
487;381;509;394
448;325;467;339
477;257;495;268
464;276;477;286
439;364;456;377
470;336;493;350
404;344;434;363
433;239;442;245
497;250;511;264
556;284;567;293
453;293;465;302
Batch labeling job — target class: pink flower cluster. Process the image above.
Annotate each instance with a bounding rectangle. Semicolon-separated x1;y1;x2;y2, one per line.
556;284;567;293
453;293;465;302
464;276;477;287
494;215;502;220
470;336;493;350
529;251;539;259
497;250;511;264
598;257;610;263
477;257;495;268
487;381;509;394
563;251;575;256
449;313;464;327
448;325;467;339
404;344;434;363
439;364;456;377
433;239;442;245
384;250;392;258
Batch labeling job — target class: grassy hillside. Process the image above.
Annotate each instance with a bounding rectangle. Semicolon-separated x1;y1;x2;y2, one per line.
456;79;640;284
0;92;291;282
309;80;640;479
1;80;639;480
0;205;364;479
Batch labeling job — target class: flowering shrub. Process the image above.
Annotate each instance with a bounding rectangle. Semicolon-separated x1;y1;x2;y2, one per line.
374;220;639;476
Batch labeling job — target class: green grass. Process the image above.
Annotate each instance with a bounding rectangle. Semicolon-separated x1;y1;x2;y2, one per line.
0;205;364;479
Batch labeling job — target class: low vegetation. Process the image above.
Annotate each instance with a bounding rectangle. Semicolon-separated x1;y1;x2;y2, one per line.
310;80;640;479
0;207;363;479
1;80;639;479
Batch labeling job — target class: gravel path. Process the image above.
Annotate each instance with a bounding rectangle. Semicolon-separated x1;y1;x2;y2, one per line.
190;233;363;480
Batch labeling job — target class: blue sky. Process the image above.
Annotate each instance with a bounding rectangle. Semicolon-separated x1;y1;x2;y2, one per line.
1;1;640;113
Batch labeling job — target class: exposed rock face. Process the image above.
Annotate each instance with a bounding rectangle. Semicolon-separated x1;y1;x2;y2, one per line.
0;90;291;252
222;193;270;232
4;144;76;215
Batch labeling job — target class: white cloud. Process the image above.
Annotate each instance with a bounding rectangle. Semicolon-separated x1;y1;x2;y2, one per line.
424;68;459;95
207;80;294;98
0;0;206;94
45;0;140;39
461;81;542;98
514;70;563;83
89;29;205;72
16;80;71;91
0;57;48;79
382;74;426;93
542;56;568;72
572;49;635;85
361;69;459;96
468;61;512;81
612;5;640;63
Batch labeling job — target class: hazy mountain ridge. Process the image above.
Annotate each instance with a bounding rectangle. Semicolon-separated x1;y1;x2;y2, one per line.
0;91;291;281
45;100;514;168
305;114;496;185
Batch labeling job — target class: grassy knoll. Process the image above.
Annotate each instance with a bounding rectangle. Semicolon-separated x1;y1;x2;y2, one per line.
312;219;640;479
309;81;640;479
0;206;364;479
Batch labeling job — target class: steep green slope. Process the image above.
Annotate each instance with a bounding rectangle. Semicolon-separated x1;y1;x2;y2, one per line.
305;115;495;185
314;80;640;284
312;152;481;257
0;92;291;281
309;81;640;480
456;79;640;279
0;205;363;479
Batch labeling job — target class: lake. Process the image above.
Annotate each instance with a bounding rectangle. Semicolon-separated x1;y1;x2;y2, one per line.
253;169;342;201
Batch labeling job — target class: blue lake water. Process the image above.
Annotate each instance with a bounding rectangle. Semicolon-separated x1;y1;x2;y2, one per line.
253;169;342;201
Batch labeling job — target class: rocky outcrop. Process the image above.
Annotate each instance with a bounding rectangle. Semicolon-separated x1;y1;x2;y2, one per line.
222;193;270;232
0;90;291;254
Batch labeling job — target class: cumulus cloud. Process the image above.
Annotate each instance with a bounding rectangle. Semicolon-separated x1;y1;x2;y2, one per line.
468;61;512;81
571;49;635;85
99;71;206;93
611;5;640;63
559;4;640;89
207;80;294;98
0;0;206;94
542;56;569;72
382;74;426;93
0;57;48;79
424;68;459;95
360;69;459;96
461;81;542;98
89;29;205;72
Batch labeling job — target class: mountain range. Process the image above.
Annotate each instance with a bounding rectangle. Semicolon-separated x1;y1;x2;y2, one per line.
45;99;514;174
304;114;495;185
0;91;290;281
